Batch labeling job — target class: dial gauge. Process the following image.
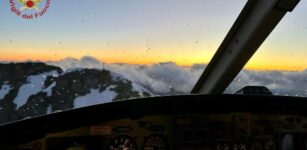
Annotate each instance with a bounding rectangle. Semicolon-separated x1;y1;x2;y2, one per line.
265;140;276;150
233;143;247;150
107;135;137;150
142;134;169;150
216;143;230;150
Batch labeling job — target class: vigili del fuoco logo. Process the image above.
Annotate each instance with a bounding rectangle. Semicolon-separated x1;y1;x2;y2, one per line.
10;0;51;19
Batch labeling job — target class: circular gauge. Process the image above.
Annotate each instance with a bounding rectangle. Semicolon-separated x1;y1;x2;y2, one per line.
233;143;247;150
142;134;169;150
66;144;86;150
265;140;276;150
216;143;230;150
107;135;137;150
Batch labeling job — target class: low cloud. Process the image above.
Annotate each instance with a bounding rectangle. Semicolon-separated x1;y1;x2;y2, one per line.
105;62;203;94
47;56;103;70
226;70;307;97
47;56;307;97
48;56;203;94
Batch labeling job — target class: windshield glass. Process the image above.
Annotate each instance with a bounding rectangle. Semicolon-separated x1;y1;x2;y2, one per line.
226;0;307;97
0;0;245;124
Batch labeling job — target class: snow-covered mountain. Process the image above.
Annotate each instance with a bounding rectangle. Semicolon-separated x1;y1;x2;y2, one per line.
0;62;152;124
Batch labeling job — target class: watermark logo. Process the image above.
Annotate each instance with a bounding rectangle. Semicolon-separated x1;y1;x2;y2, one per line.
10;0;51;19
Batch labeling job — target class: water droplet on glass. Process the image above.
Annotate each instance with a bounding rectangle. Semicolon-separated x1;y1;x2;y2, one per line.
146;47;151;51
107;42;111;47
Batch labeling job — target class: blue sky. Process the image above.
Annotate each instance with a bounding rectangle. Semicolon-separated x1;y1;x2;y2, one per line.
0;0;246;64
0;0;306;70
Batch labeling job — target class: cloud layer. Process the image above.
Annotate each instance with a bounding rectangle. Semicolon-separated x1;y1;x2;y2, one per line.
47;56;307;97
226;70;307;96
48;56;203;94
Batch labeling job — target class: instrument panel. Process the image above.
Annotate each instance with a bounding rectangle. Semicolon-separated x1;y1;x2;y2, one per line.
14;113;307;150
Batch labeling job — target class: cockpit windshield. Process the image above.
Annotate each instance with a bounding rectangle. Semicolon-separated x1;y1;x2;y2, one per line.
0;0;246;124
226;0;307;97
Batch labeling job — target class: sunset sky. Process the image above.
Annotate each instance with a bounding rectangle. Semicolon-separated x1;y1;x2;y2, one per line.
0;0;306;71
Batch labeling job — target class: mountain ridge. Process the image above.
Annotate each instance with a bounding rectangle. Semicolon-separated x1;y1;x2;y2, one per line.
0;62;152;124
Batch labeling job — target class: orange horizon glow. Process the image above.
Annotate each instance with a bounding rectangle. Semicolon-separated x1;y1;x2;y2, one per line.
0;53;208;66
0;50;306;72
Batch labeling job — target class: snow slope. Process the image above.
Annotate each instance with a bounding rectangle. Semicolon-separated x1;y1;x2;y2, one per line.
74;86;118;108
13;71;59;109
0;82;11;100
43;82;56;97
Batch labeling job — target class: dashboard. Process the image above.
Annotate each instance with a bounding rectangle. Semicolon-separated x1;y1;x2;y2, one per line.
1;94;307;150
14;113;307;150
14;114;307;150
